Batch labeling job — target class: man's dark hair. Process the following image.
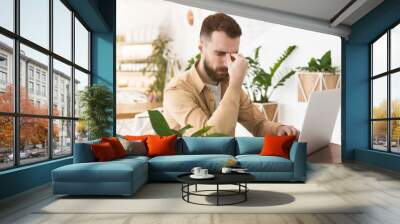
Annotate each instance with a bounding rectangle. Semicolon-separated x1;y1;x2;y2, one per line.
200;13;242;39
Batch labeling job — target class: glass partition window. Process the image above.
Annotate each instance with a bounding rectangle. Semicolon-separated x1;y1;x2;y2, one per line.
370;23;400;154
0;116;13;170
391;24;400;70
0;35;14;113
372;33;387;77
19;117;49;165
0;0;14;32
0;0;91;170
53;119;72;158
20;0;49;49
53;0;72;60
53;59;72;117
74;18;89;70
20;44;49;115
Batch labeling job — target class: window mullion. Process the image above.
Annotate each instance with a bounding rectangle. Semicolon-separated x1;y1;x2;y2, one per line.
13;0;20;167
48;0;54;160
71;10;76;155
388;30;391;152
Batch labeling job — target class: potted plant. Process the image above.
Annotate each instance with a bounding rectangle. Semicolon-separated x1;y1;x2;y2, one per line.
141;34;181;103
297;50;340;102
244;45;297;122
79;84;113;140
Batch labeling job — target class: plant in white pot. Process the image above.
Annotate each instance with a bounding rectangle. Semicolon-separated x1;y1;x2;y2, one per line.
297;50;341;102
244;45;297;122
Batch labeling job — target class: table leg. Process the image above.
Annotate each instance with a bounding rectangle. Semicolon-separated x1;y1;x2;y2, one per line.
217;184;219;206
187;184;190;202
245;183;247;201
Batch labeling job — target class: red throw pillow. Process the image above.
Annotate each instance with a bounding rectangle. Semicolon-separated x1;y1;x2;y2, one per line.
260;135;297;159
91;142;117;161
101;137;127;158
146;135;177;157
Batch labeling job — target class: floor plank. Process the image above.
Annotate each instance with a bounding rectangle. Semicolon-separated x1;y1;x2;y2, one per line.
1;162;400;224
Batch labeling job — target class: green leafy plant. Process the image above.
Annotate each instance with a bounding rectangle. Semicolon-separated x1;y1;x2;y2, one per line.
79;84;113;140
148;110;227;137
141;34;181;103
244;45;297;103
185;53;201;71
298;50;338;73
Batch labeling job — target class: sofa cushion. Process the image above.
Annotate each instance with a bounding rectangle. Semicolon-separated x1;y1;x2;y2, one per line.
179;137;235;155
147;135;177;157
73;139;101;163
148;154;235;172
236;155;293;172
91;142;118;161
260;135;296;159
235;137;264;155
101;137;127;158
52;158;148;183
118;138;147;156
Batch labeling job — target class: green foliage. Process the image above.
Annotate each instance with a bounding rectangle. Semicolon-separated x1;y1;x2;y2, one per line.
147;110;175;136
148;110;227;137
298;50;338;73
185;53;201;71
79;84;113;140
141;34;181;103
244;45;297;103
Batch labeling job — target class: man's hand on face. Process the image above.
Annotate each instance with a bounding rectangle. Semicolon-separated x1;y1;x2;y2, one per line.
226;53;248;89
276;125;300;138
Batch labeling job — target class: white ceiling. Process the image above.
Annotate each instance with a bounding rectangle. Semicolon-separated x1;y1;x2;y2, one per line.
227;0;353;23
166;0;384;38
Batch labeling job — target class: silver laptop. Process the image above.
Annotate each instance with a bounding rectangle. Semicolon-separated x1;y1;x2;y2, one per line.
298;89;341;155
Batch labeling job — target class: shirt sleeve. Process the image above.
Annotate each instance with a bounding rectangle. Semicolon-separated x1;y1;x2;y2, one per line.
163;85;241;136
237;89;283;136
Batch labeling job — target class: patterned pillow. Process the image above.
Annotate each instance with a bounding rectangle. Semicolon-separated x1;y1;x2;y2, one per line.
118;137;147;156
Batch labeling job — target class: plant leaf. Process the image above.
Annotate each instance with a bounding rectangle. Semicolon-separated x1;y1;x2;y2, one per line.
269;45;297;77
319;50;332;71
205;133;229;137
272;70;296;90
177;124;193;136
191;126;213;137
148;110;175;136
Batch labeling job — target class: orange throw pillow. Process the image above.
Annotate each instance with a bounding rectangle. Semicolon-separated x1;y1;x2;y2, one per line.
91;142;117;161
260;135;297;159
101;137;127;158
124;135;149;141
146;135;177;157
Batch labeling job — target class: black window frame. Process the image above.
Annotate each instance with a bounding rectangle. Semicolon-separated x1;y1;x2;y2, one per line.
0;0;92;171
369;20;400;154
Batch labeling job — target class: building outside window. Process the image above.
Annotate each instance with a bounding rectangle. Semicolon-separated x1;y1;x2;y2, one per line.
0;0;92;170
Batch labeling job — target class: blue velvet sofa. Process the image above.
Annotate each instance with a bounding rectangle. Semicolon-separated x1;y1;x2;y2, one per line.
52;137;307;196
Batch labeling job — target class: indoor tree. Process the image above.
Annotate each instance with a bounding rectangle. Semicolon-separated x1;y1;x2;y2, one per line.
79;84;113;140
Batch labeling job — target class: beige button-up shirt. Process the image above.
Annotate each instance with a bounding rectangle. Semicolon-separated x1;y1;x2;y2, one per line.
163;62;283;136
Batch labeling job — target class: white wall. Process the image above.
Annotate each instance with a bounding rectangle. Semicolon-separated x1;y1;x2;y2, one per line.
117;0;342;144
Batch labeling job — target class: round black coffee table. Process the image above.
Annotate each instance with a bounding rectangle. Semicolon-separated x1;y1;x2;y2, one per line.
177;172;255;206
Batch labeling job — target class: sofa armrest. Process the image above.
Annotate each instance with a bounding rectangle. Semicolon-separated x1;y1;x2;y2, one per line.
289;141;307;181
73;140;100;163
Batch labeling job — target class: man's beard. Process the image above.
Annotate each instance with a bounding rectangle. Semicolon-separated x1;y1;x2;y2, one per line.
203;58;229;82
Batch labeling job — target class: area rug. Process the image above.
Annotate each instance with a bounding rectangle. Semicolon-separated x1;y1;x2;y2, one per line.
36;183;362;214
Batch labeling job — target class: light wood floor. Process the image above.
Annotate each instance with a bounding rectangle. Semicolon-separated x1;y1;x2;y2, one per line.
1;162;400;224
